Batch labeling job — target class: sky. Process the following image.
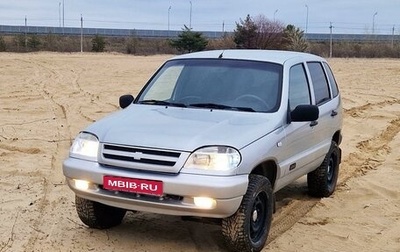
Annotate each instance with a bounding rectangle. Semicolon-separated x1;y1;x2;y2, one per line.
0;0;399;34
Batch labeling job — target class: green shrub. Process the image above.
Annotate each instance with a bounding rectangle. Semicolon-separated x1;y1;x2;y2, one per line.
92;34;105;52
170;26;208;53
126;37;138;54
0;36;6;51
27;34;41;51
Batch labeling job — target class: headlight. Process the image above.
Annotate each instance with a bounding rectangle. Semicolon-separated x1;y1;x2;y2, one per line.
183;146;241;172
70;132;99;161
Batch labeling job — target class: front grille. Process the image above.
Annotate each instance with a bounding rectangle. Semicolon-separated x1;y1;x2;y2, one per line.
101;144;181;168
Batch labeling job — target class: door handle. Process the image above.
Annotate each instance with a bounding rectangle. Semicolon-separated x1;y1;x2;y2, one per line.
310;120;318;127
331;110;338;117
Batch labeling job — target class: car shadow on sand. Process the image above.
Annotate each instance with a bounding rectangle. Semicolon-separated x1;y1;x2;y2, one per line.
78;178;313;251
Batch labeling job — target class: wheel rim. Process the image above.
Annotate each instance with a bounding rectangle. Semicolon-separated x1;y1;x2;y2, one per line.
327;152;337;183
250;191;268;242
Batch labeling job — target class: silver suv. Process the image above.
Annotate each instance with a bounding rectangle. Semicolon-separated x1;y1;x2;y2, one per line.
63;50;342;252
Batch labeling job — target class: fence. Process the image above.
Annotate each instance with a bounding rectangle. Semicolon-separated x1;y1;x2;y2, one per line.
1;24;399;42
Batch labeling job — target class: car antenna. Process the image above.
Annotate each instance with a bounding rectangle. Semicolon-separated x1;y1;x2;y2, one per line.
218;50;224;58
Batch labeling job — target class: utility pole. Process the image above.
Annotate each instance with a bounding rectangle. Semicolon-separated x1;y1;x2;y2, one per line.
372;12;377;34
392;25;395;48
168;6;171;37
329;22;333;58
62;0;65;34
305;4;309;33
59;2;61;27
274;9;278;22
80;14;83;53
24;16;27;49
189;1;192;29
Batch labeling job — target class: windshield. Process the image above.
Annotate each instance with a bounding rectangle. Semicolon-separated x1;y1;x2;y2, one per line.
137;59;283;113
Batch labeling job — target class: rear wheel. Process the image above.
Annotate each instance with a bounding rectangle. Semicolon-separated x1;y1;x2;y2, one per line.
307;141;341;197
75;195;126;229
222;174;273;252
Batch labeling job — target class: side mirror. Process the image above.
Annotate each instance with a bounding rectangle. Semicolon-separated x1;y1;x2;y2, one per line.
290;105;319;122
119;94;134;109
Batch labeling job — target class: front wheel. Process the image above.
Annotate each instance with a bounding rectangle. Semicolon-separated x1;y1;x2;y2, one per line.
222;174;273;252
75;195;127;229
307;141;341;197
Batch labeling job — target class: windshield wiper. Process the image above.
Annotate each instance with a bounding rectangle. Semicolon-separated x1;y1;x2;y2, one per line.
189;103;255;112
139;100;187;108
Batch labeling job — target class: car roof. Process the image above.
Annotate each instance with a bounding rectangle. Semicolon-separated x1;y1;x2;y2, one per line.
171;49;326;65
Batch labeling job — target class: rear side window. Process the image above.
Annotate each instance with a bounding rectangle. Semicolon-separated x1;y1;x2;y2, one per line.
307;62;330;105
323;62;339;98
289;64;311;111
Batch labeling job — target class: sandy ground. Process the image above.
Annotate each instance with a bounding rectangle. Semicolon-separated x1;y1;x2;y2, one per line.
0;53;399;252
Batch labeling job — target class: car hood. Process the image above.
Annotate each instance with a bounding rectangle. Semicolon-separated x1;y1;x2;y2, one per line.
84;105;283;151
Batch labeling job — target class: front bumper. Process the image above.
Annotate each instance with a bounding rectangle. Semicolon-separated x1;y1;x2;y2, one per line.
63;157;248;218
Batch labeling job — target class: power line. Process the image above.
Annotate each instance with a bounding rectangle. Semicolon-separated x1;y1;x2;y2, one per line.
1;16;399;35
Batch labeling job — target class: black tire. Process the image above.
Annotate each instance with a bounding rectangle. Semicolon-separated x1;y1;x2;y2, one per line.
222;174;273;252
75;195;127;229
307;141;341;197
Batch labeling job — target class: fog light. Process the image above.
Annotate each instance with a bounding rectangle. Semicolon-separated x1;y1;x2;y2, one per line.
74;179;90;190
193;197;216;209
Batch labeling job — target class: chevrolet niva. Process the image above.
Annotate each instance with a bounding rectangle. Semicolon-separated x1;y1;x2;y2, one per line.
63;49;342;252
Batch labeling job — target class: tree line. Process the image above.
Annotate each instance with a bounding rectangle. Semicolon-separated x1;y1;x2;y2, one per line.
0;14;304;53
0;14;399;57
169;14;308;53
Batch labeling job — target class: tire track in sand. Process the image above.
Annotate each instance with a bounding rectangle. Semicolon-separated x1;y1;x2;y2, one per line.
21;57;118;250
340;117;400;182
267;100;400;245
19;58;74;251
